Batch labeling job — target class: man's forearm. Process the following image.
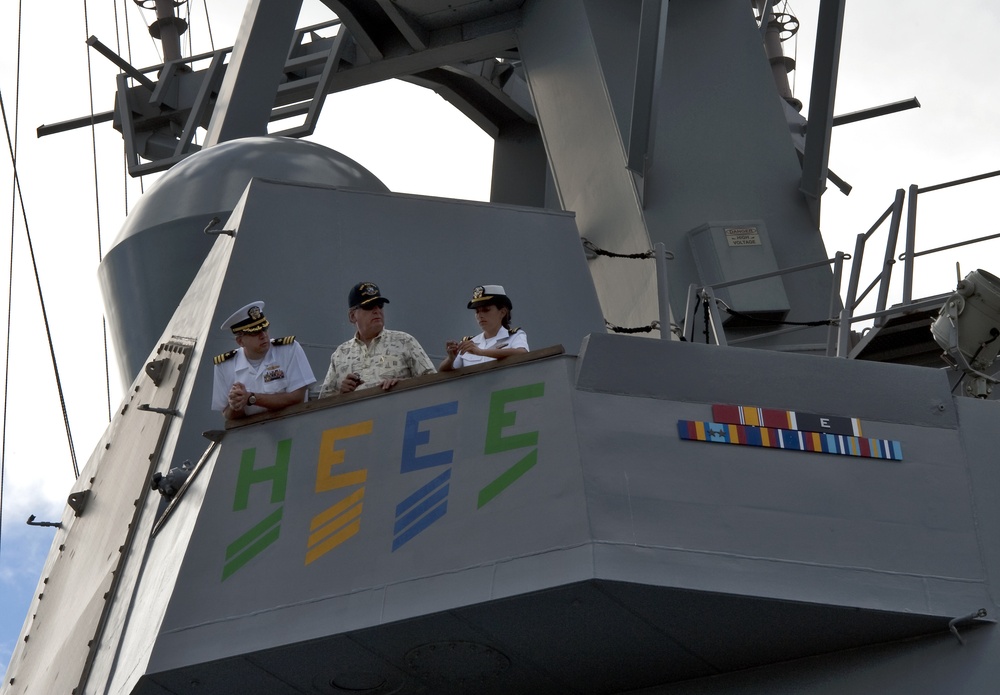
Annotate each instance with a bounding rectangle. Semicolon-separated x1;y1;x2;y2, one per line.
253;387;308;411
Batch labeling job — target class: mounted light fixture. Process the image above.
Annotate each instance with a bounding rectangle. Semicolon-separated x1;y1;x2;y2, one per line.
930;268;1000;398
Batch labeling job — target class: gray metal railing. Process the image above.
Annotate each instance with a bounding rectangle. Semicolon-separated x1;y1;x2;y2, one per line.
676;166;1000;357
681;253;848;351
901;169;1000;303
841;168;1000;356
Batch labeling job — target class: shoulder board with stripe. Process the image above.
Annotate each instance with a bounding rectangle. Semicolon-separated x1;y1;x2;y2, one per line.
213;349;237;365
271;335;295;346
509;326;521;334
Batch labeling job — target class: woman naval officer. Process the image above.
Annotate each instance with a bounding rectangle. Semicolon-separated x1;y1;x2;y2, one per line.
438;285;528;371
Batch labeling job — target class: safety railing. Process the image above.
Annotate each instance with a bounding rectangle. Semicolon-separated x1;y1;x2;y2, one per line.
839;167;1000;357
680;166;1000;358
901;170;1000;303
680;253;848;354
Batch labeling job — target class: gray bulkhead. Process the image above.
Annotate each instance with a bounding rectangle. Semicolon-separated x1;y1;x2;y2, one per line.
6;1;1000;693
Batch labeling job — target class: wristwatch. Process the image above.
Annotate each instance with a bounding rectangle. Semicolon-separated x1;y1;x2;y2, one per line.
247;393;257;406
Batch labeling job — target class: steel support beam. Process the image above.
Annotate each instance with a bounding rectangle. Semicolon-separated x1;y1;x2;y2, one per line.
799;0;845;223
203;0;304;146
519;0;656;329
626;0;668;180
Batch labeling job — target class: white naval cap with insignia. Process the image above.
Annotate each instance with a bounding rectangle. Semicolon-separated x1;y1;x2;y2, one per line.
467;284;512;309
221;301;270;334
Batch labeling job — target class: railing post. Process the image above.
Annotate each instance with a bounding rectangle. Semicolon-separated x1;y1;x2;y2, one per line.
700;287;727;347
684;285;725;345
655;242;671;340
836;308;852;357
902;183;919;303
683;284;700;342
843;233;866;310
837;233;868;357
827;251;846;356
875;188;906;320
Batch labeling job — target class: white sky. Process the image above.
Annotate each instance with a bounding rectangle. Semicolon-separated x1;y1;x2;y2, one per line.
2;0;1000;672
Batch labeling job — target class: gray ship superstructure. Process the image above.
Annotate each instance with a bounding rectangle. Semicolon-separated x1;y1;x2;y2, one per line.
4;1;1000;694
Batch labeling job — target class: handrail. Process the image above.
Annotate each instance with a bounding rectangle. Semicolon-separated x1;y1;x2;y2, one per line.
682;253;847;349
680;165;999;357
837;167;1000;357
690;255;844;292
917;167;1000;194
899;230;1000;261
875;189;906;316
227;345;567;429
671;167;1000;357
902;169;1000;302
842;294;950;325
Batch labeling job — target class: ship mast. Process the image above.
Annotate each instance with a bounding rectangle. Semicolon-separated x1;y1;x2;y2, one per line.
145;0;188;63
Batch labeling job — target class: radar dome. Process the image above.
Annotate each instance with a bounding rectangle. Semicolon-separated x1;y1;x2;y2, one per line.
111;136;388;246
99;136;388;386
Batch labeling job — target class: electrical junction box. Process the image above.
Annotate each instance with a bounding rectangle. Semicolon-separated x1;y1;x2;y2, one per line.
687;220;791;325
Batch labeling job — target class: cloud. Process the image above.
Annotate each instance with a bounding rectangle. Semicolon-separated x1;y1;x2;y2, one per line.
0;514;60;669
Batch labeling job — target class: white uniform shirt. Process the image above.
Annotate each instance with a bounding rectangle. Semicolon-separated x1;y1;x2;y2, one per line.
212;340;316;415
453;327;528;368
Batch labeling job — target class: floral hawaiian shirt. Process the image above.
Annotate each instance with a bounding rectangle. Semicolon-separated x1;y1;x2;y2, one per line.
319;329;435;397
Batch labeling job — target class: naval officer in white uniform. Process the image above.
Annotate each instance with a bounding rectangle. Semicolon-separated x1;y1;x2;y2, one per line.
212;301;316;420
439;285;528;371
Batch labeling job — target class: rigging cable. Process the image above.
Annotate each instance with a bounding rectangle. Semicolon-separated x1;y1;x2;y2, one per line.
0;94;80;480
190;0;212;156
131;1;161;196
0;0;26;562
116;0;129;212
122;0;147;196
135;1;165;64
185;1;196;149
83;0;113;423
202;0;216;51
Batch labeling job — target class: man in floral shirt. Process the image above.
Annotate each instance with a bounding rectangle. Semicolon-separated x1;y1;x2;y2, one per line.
319;282;435;397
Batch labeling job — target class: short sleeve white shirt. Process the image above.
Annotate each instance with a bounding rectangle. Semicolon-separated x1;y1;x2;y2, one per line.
212;340;316;414
453;327;529;368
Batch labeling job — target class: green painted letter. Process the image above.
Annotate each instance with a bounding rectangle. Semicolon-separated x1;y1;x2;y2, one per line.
484;383;544;454
233;439;291;511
